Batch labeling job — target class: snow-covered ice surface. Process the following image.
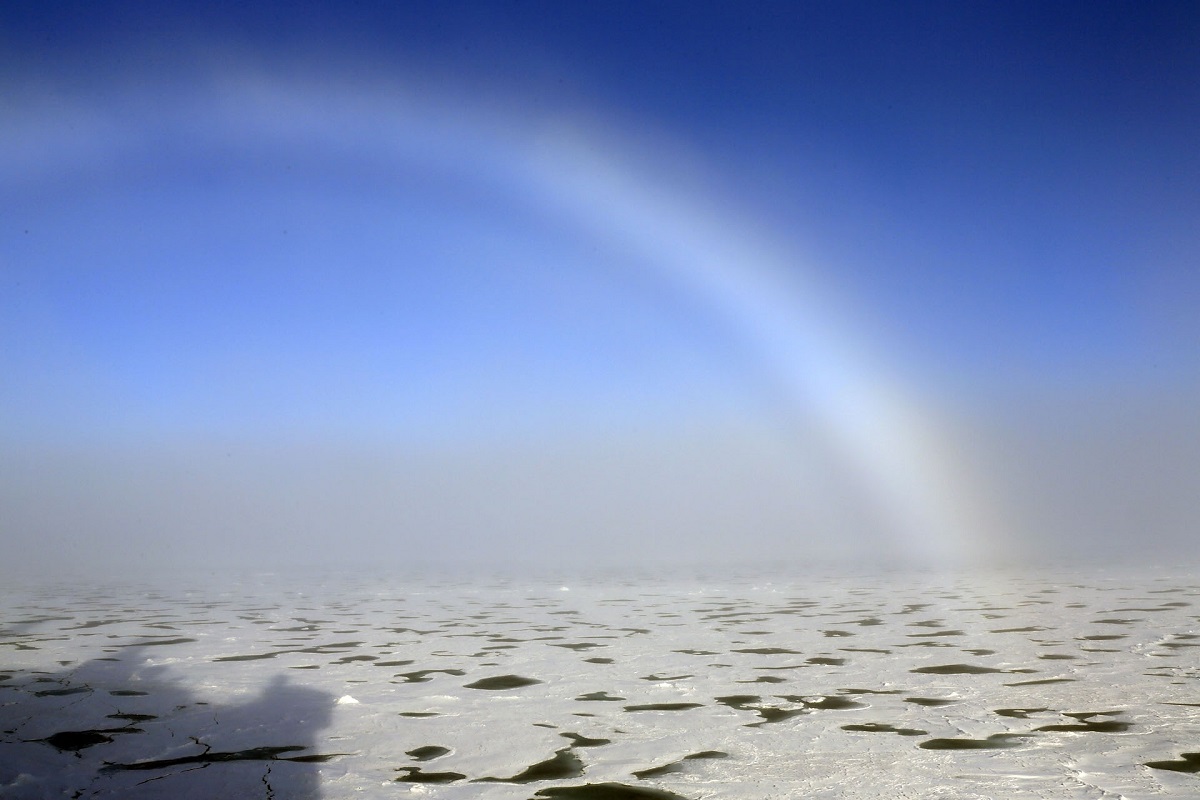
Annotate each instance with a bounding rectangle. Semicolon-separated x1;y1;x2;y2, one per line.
3;567;1200;798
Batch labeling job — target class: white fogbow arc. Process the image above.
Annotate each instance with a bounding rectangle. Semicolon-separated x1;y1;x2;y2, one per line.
3;69;998;566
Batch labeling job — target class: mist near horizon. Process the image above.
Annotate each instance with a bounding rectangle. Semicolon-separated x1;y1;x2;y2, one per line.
2;3;1199;581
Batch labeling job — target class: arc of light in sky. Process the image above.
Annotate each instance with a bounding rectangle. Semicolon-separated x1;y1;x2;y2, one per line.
520;127;993;567
2;70;996;566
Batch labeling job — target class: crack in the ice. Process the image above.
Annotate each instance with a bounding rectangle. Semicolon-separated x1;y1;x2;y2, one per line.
133;763;210;788
5;713;35;737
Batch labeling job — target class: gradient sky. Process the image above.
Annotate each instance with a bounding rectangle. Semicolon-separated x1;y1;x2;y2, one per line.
2;2;1198;577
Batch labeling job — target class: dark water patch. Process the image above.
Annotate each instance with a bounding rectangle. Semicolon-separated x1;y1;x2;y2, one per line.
843;723;927;736
841;688;902;695
477;747;585;783
787;695;865;711
718;693;852;725
849;617;884;626
1036;719;1129;733
395;766;466;783
1079;634;1126;641
561;732;611;747
399;711;440;717
214;652;280;662
841;647;891;654
282;752;344;763
673;649;719;655
740;675;786;683
746;706;806;726
552;642;606;650
104;744;341;770
115;637;196;647
465;674;542;690
920;733;1030;750
732;647;801;655
823;630;853;637
291;664;321;669
990;626;1046;633
38;729;123;750
534;783;692;799
807;657;845;666
907;630;965;638
1111;606;1181;613
1092;618;1140;625
397;669;467;683
1035;711;1130;733
577;691;625;702
715;694;760;710
905;697;956;707
995;707;1049;718
64;619;124;630
33;685;91;697
335;654;378;663
534;723;558;729
963;649;995;656
623;703;703;712
899;604;931;614
584;658;615;664
9;615;73;625
108;713;156;722
1161;641;1200;649
1005;677;1075;686
407;745;450;761
641;673;692;681
685;750;727;759
632;760;686;779
295;640;363;653
374;659;415;666
1145;752;1200;773
108;689;148;696
911;664;1004;675
1039;653;1078;660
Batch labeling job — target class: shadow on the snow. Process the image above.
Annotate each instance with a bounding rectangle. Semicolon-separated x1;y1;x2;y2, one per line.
0;647;339;798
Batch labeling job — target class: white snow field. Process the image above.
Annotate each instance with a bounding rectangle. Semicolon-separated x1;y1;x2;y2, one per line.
2;567;1199;798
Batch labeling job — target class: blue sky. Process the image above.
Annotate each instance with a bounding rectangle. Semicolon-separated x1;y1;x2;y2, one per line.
2;2;1198;575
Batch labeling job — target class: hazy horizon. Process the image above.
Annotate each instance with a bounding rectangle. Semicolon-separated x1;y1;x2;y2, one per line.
2;2;1198;579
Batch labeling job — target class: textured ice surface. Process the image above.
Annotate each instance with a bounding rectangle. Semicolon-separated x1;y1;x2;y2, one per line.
2;567;1199;798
